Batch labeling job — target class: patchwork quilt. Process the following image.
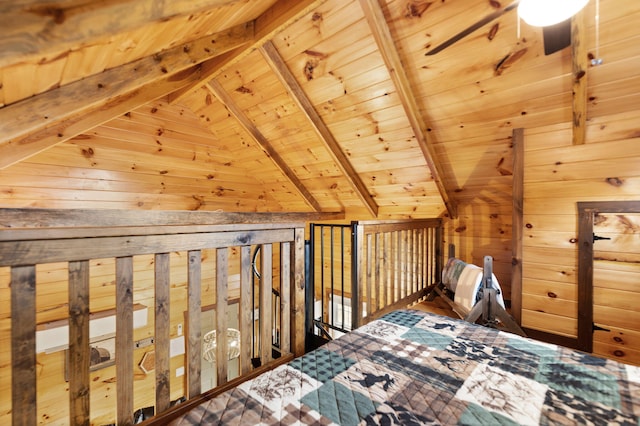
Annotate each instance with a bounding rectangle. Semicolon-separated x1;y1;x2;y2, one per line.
170;309;640;425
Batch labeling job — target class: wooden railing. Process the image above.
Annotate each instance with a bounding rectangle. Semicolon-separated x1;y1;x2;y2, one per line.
308;219;442;339
353;219;443;324
0;209;306;426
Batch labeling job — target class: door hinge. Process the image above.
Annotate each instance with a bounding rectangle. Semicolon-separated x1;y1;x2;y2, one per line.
593;323;610;333
593;233;612;243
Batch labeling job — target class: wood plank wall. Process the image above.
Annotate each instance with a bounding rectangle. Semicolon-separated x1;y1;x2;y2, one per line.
442;109;640;351
443;203;513;302
0;100;307;213
439;0;640;316
521;111;640;341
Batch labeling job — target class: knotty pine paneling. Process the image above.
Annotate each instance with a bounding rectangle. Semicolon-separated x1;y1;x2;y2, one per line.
180;84;346;211
0;100;303;213
593;334;640;365
521;110;640;340
521;310;577;338
443;202;513;301
208;47;371;212
522;278;577;301
0;0;278;107
270;0;445;216
377;203;445;220
522;262;577;286
273;0;363;62
384;0;497;45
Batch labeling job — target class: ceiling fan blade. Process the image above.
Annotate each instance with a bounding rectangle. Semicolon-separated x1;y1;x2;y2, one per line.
542;18;571;55
425;0;520;56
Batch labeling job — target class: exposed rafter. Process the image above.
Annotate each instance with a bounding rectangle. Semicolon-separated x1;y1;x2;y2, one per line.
206;80;323;213
0;23;254;170
169;0;330;105
358;0;457;218
0;0;240;68
0;0;333;180
572;9;587;145
0;67;204;170
260;41;379;218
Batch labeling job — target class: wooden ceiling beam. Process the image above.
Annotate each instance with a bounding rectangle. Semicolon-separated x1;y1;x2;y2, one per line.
572;9;587;145
358;0;458;218
0;67;204;171
0;0;239;68
260;41;379;218
0;23;254;170
206;80;323;213
169;0;329;105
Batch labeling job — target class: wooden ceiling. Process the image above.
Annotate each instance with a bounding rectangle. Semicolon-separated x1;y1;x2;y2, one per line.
0;0;638;218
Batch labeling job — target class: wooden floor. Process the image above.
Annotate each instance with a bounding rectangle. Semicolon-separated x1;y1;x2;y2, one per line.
411;297;459;319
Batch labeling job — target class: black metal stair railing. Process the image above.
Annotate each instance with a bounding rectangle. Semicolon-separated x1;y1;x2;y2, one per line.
306;219;443;352
306;223;354;349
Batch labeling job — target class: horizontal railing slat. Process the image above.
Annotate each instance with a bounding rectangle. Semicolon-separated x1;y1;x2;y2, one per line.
0;208;335;231
0;228;296;266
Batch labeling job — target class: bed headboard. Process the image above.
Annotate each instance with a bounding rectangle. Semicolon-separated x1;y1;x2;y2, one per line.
0;208;306;425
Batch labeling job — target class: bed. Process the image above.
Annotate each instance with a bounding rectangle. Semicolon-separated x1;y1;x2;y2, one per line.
167;308;640;425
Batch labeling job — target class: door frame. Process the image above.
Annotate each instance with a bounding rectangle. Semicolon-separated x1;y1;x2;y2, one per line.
577;200;640;352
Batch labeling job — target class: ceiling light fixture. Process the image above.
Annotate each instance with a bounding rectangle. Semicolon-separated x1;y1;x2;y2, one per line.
519;0;589;27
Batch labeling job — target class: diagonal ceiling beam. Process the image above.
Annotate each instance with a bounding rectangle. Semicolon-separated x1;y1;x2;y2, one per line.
358;0;458;218
0;22;254;170
0;67;204;170
0;0;239;68
260;41;379;217
169;0;329;105
206;80;323;213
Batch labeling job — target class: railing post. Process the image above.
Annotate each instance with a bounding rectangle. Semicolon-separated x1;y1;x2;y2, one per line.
305;226;314;338
11;265;37;426
351;221;362;330
292;227;306;357
435;223;443;284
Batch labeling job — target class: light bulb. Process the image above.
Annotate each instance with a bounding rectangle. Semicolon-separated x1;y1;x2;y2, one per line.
519;0;589;27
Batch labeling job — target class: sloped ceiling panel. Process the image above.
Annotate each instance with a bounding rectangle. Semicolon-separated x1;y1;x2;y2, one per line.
0;100;293;211
0;1;279;106
268;0;447;217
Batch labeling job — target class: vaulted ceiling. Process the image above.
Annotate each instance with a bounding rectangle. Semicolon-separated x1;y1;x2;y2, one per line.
0;0;637;218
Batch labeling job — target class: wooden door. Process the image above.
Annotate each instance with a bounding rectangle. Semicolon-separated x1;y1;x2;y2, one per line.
591;212;640;365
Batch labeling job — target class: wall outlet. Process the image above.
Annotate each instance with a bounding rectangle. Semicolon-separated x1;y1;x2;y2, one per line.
177;323;183;336
176;366;184;377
